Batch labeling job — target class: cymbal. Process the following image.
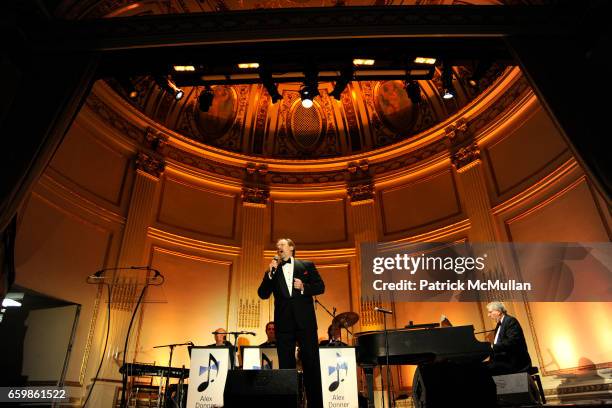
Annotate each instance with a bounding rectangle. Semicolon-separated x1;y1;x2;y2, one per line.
332;312;359;329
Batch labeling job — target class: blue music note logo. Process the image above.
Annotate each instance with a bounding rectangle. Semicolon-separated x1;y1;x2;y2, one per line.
327;352;349;392
197;354;220;392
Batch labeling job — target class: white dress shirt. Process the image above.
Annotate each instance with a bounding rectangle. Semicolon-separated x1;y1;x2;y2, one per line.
282;257;295;296
494;315;505;345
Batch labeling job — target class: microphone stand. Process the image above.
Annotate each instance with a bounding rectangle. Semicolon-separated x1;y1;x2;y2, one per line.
377;309;393;408
118;268;164;408
153;342;192;408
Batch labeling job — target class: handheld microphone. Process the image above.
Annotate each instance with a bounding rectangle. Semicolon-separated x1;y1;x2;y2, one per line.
374;306;393;314
271;255;280;275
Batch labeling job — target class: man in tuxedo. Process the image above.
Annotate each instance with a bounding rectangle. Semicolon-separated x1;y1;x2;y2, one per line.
260;321;277;347
486;301;532;375
258;238;325;408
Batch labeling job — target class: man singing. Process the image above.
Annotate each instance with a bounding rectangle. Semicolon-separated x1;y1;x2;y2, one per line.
257;238;325;408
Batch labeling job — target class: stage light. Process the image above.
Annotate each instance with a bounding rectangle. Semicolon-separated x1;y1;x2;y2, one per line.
405;80;422;105
198;87;214;112
156;76;184;100
468;60;492;88
329;66;353;100
442;64;455;100
117;77;138;99
300;85;317;108
300;69;319;108
259;69;283;104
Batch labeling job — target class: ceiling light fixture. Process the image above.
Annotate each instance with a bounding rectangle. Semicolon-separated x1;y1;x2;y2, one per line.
414;57;437;65
238;63;260;69
173;65;196;72
353;58;375;66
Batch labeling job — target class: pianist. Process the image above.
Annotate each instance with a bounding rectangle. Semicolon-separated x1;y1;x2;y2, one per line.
486;301;532;375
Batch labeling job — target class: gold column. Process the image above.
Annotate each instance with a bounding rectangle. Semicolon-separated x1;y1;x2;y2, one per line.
346;160;385;331
451;143;500;243
232;163;269;341
451;141;506;312
89;151;164;407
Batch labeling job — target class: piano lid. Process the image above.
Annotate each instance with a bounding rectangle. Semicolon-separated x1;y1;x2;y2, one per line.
354;325;491;366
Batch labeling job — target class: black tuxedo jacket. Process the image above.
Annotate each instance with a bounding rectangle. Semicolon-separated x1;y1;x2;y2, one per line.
492;314;532;373
257;258;325;332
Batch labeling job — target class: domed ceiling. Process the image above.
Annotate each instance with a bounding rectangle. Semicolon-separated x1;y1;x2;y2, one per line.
52;0;519;163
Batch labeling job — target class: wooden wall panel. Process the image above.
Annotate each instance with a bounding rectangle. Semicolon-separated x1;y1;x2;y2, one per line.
506;179;609;242
271;199;347;245
50;121;129;206
137;247;232;369
313;263;352;342
505;178;611;372
157;178;237;240
380;170;462;236
485;108;568;197
15;193;112;384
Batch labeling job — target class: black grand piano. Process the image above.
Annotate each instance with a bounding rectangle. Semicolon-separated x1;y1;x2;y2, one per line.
355;325;493;407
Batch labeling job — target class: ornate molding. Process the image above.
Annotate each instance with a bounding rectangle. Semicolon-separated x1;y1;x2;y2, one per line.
136;151;165;178
241;186;269;206
445;117;469;144
451;143;481;171
242;163;269;205
347;159;374;202
86;70;531;186
144;127;168;152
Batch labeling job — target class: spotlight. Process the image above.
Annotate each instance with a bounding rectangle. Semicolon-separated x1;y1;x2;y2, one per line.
117;77;138;99
405;80;422;105
441;64;455;100
329;66;353;100
467;60;492;88
198;87;214;112
155;76;184;100
259;70;283;104
300;84;318;108
300;69;319;109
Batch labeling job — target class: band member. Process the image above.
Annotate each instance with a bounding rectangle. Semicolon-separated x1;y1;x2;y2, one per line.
486;302;532;375
258;238;325;408
260;321;277;347
207;327;235;368
319;324;347;346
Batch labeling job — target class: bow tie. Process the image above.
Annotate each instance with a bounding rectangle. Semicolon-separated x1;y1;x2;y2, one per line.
282;258;292;265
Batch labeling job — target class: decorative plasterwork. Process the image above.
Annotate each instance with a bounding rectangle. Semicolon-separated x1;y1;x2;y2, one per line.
85;69;531;188
136;151;165;178
451;143;481;171
242;162;269;205
347;159;374;203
